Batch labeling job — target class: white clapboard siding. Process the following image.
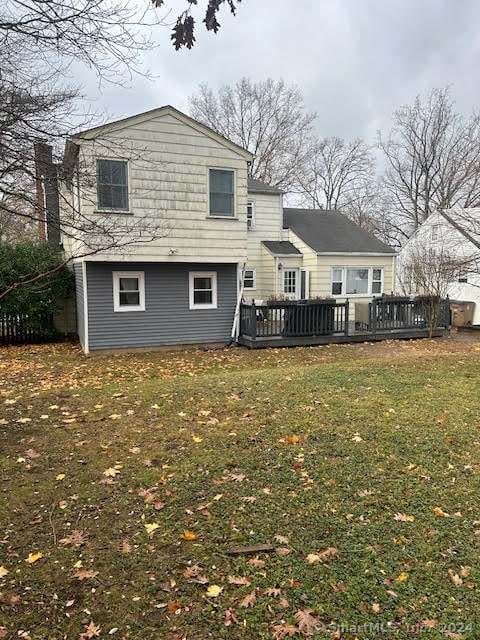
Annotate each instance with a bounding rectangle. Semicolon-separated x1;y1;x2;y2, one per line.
67;110;251;263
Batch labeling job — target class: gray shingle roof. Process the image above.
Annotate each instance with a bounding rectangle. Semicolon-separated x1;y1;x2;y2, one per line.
283;208;396;254
247;178;284;195
262;240;303;256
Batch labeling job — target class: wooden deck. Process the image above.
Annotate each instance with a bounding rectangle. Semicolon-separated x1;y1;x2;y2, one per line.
238;327;448;349
238;298;450;349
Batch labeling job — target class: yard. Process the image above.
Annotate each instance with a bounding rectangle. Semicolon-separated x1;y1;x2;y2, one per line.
1;336;479;639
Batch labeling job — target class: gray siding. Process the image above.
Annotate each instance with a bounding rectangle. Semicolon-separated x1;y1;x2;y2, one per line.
73;263;85;348
86;262;237;350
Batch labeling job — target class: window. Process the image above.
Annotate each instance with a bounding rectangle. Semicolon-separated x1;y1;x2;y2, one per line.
331;268;343;295
283;269;298;295
243;269;256;290
209;169;234;216
97;159;129;211
331;267;384;296
346;268;369;295
113;271;145;312
247;201;255;230
189;272;217;309
431;224;441;241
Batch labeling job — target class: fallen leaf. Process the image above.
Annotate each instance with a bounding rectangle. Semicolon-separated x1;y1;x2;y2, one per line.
59;530;88;547
248;556;265;568
144;523;160;535
179;529;196;541
0;566;8;578
372;603;381;612
239;590;256;608
396;572;408;582
206;584;223;598
26;552;43;564
448;569;463;587
274;534;289;544
167;601;182;613
295;608;319;634
286;435;300;444
74;569;99;581
228;575;251;586
275;547;291;555
394;512;415;522
103;467;121;477
272;623;299;639
192;436;203;443
82;621;101;638
433;506;448;517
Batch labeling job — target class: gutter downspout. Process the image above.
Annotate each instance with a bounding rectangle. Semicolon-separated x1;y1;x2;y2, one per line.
227;262;246;346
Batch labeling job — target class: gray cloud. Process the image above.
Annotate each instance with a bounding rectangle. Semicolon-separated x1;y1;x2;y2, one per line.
76;0;480;144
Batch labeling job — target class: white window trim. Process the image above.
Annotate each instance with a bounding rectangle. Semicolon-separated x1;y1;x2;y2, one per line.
247;200;256;230
96;158;130;213
189;271;218;309
243;268;256;290
113;271;145;312
330;267;384;297
208;168;236;218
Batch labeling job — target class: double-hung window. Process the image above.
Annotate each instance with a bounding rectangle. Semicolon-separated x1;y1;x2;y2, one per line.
97;159;129;211
113;271;145;312
189;272;218;309
209;169;234;216
247;201;255;230
331;267;384;296
243;269;256;290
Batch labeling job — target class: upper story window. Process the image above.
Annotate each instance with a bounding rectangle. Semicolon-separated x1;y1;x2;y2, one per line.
97;159;129;211
247;201;255;230
209;169;234;217
113;271;145;312
243;268;256;290
331;267;384;296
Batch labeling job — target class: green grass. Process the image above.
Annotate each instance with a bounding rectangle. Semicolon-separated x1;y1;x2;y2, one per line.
0;338;479;639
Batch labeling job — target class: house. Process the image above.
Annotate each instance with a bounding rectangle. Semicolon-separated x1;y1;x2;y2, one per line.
58;105;396;353
396;208;480;325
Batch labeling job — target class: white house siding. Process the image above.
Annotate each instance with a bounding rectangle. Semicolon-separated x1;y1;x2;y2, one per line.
396;210;480;323
68;111;250;264
244;192;283;301
84;262;237;351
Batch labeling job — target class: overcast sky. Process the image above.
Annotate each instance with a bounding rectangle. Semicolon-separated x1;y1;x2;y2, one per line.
79;0;480;143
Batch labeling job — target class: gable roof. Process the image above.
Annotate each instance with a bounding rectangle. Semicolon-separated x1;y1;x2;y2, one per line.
262;240;302;256
248;178;284;195
69;105;253;161
283;208;396;255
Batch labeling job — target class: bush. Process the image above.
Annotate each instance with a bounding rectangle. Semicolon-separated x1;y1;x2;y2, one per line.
0;242;74;315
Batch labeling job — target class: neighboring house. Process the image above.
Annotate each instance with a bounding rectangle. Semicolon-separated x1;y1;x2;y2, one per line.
57;105;396;353
396;208;480;324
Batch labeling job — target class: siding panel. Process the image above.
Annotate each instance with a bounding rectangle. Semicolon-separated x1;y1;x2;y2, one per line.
86;262;237;350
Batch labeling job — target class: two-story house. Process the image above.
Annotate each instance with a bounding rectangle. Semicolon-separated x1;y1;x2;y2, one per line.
59;105;396;353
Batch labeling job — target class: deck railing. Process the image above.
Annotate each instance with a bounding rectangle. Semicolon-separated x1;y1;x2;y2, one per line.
368;296;450;334
240;299;349;340
239;296;450;342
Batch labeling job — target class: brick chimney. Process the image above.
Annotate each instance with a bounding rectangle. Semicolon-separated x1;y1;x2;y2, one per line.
34;141;61;249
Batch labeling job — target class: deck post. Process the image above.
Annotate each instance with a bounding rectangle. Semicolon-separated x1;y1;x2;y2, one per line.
344;299;349;336
250;301;257;340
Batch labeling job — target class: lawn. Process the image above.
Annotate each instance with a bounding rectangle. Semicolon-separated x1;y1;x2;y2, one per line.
1;337;479;640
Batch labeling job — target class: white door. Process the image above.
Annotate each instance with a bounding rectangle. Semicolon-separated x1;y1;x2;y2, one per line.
282;268;300;300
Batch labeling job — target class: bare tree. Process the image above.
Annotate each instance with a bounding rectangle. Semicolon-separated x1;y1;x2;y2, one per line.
189;78;316;190
297;137;374;209
378;87;480;242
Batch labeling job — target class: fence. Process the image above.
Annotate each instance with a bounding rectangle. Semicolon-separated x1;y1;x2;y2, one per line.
0;312;57;345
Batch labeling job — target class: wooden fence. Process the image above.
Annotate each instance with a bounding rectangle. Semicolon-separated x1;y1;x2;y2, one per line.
0;312;57;345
